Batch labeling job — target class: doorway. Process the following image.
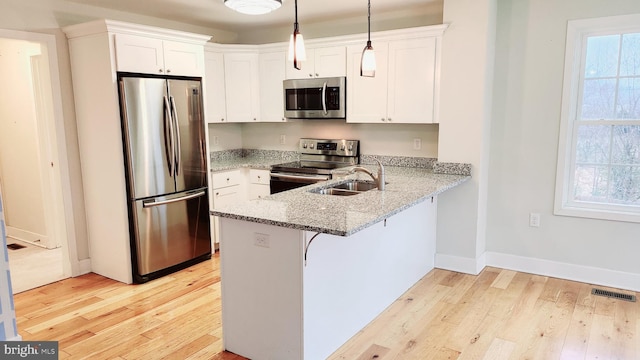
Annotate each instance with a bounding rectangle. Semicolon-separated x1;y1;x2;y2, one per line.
0;30;77;293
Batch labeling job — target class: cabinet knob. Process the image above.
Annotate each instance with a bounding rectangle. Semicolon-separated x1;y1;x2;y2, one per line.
257;175;261;179
166;69;171;73
226;178;230;181
315;73;319;77
221;118;225;122
282;117;285;121
159;69;163;73
215;192;219;196
388;118;392;122
253;118;257;121
309;74;313;78
381;118;386;122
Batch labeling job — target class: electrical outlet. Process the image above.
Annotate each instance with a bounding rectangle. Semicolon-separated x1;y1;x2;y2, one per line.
254;233;270;248
280;134;286;145
413;138;422;150
529;213;540;227
213;136;219;146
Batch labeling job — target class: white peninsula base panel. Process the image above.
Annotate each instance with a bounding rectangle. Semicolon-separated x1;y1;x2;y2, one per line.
219;198;437;360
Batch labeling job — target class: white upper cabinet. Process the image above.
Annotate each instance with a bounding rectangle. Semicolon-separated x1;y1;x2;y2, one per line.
347;35;441;124
346;41;390;123
259;51;287;122
115;33;204;76
285;46;346;79
204;50;227;123
387;37;437;124
224;52;261;122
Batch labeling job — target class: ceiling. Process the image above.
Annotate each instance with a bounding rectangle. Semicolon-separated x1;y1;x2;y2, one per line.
65;0;440;33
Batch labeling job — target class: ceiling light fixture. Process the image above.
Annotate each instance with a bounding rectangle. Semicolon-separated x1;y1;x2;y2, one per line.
224;0;282;15
288;0;306;70
360;0;376;77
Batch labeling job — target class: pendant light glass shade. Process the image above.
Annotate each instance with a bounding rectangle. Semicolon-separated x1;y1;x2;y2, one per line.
361;41;376;77
288;0;306;70
360;0;376;77
224;0;282;15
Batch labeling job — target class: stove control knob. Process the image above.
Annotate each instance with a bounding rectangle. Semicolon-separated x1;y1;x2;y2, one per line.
303;143;308;148
310;143;315;149
341;145;346;151
348;145;353;151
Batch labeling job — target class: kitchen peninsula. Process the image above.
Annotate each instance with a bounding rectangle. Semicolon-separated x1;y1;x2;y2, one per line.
212;164;469;360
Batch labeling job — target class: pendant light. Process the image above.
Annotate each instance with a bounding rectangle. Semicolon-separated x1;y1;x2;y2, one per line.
360;0;376;77
224;0;282;15
288;0;306;70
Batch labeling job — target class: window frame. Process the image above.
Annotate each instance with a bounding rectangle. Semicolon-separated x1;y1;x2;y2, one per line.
555;14;640;223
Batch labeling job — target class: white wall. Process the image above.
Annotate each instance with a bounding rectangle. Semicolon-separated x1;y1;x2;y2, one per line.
237;121;439;158
0;38;48;240
435;0;497;273
487;0;640;279
236;2;444;44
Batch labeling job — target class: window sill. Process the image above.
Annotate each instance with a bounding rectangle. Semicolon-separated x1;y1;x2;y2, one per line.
554;205;640;223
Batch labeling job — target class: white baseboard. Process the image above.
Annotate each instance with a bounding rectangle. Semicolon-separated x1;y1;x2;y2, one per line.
78;259;92;276
485;252;640;292
435;253;486;275
435;251;640;292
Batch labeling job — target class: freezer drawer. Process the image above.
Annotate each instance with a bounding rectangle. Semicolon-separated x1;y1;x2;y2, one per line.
131;188;211;279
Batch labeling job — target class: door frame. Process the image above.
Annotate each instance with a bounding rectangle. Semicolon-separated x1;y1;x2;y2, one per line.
0;29;80;278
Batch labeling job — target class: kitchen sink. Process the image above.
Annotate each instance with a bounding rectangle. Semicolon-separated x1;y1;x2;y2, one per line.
330;180;378;192
310;180;379;196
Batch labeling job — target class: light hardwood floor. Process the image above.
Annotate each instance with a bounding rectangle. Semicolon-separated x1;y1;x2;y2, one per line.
15;252;639;359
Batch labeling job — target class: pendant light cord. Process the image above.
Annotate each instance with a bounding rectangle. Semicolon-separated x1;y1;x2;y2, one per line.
367;0;371;44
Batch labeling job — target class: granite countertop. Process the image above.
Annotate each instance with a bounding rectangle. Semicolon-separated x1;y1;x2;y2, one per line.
210;156;282;171
211;165;470;236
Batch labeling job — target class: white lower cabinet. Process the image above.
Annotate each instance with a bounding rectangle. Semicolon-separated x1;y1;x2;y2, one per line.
247;169;270;199
210;169;243;245
210;168;271;244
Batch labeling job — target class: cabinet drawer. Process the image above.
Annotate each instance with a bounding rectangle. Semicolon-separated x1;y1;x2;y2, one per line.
249;169;270;185
211;169;242;189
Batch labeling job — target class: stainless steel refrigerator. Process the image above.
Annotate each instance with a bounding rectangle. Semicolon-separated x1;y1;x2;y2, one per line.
118;75;211;283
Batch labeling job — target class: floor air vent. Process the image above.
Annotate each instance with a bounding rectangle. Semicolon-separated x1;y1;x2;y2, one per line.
7;243;26;250
591;288;636;302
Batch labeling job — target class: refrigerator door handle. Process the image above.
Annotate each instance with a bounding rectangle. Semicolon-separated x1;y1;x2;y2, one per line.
142;190;206;208
170;96;182;176
163;95;175;176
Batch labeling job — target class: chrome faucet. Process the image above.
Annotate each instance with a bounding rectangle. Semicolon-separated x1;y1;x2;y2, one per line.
351;158;385;190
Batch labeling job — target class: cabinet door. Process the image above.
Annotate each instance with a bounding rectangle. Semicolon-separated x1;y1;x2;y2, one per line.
313;46;346;78
346;42;389;123
259;51;287;122
114;34;164;74
285;48;316;79
387;37;437;123
204;51;227;123
248;184;270;200
212;185;242;208
162;40;204;76
224;53;260;122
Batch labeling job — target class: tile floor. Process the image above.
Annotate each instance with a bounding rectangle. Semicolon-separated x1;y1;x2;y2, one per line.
6;238;65;294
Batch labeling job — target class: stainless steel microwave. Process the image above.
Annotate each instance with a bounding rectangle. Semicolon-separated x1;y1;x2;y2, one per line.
283;77;346;119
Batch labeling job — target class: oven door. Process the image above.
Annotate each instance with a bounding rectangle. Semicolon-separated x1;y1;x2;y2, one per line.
270;172;331;194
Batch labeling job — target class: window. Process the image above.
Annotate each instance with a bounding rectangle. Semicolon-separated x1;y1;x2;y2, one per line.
555;14;640;223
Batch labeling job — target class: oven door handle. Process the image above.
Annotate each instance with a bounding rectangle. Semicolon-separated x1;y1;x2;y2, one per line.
270;173;330;182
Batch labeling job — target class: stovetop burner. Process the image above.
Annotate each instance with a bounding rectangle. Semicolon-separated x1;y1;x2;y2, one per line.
271;138;360;175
